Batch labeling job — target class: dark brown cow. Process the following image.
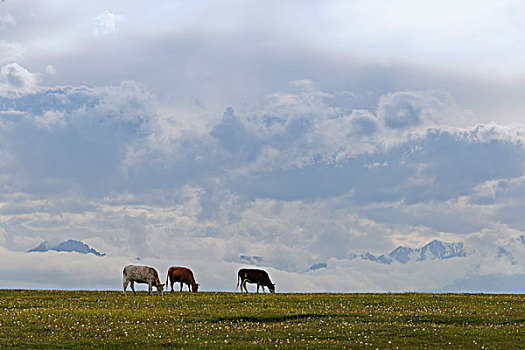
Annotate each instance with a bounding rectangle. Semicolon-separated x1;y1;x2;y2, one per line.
165;266;200;292
236;268;275;293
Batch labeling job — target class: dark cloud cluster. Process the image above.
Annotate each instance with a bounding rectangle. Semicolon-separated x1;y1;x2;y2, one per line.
0;79;155;194
1;73;523;210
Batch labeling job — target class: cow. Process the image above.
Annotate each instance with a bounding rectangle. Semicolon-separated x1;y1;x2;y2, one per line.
236;268;275;293
123;265;164;295
165;266;200;292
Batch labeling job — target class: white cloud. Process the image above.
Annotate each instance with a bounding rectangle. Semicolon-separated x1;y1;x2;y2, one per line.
0;13;16;28
0;63;39;96
93;10;127;35
375;90;467;146
33;110;67;130
44;65;56;76
0;247;128;290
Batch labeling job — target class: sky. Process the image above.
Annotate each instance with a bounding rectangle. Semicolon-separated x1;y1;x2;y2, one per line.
0;0;524;292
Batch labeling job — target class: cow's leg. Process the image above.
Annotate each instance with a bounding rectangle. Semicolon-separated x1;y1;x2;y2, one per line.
187;283;191;292
256;283;259;293
261;284;266;293
130;280;136;295
148;281;153;295
180;282;183;292
123;278;129;295
241;280;246;292
170;280;174;293
242;280;249;293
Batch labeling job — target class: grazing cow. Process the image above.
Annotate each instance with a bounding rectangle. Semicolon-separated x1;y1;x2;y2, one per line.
123;265;164;295
236;268;275;293
166;266;199;292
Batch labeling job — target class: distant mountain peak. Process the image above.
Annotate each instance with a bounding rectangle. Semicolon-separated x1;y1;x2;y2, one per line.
29;241;51;252
28;239;105;256
417;240;465;261
359;239;466;265
389;246;415;264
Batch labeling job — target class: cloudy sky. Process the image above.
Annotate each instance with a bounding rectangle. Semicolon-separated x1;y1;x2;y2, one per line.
1;0;524;292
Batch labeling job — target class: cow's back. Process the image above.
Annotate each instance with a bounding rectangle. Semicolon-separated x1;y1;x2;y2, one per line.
124;265;158;283
169;266;195;284
148;267;162;285
240;268;271;284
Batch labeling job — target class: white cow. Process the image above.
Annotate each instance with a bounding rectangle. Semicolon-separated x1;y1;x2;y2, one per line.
123;265;165;295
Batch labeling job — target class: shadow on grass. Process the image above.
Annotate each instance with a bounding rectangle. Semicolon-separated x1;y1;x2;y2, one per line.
211;313;332;323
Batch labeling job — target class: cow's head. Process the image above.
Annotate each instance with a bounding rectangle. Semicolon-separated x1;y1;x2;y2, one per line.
155;283;165;295
191;283;200;293
269;283;276;293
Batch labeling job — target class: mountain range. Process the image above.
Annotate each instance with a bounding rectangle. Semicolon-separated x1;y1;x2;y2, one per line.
360;240;467;265
309;239;467;271
28;240;105;256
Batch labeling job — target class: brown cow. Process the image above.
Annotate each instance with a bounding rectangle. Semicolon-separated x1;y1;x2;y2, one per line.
236;268;275;293
165;266;200;292
123;265;164;295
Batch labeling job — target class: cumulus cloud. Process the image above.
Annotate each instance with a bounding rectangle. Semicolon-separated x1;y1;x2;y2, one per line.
1;76;524;292
375;90;465;145
33;110;67;130
0;77;159;196
93;10;127;35
0;63;39;96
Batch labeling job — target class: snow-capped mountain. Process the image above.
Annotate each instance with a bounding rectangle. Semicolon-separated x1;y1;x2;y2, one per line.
241;237;520;274
28;240;105;256
359;240;466;265
388;246;415;264
308;239;468;271
418;240;466;261
359;252;395;264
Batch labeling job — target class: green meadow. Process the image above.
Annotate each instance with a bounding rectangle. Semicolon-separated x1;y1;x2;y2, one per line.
0;290;523;349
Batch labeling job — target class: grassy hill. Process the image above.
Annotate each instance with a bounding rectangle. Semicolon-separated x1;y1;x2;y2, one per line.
0;290;523;348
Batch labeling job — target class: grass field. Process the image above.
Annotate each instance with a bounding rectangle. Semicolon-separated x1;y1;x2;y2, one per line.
0;290;523;349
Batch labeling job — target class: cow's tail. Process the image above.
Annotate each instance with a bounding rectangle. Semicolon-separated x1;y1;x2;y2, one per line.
235;271;240;291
